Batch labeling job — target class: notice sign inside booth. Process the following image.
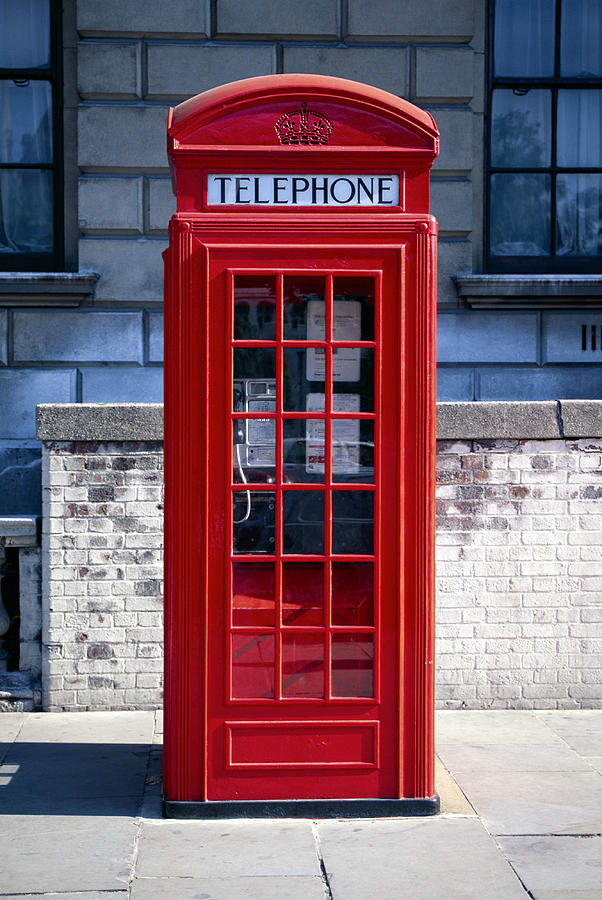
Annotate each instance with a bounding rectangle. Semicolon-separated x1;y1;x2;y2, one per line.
208;174;400;207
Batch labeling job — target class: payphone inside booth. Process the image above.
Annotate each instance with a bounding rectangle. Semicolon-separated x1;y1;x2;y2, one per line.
163;75;439;817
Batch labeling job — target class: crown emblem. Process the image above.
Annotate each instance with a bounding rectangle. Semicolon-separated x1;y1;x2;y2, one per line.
274;102;333;146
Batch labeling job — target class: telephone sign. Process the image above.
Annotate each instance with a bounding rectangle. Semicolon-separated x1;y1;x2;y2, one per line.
163;75;439;817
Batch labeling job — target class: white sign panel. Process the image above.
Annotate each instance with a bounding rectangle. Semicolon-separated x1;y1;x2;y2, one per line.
208;174;400;207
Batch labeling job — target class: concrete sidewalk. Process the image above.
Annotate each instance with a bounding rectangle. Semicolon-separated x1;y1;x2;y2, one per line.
0;711;601;899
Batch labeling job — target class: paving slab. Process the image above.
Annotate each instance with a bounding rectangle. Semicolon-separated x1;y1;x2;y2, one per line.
317;817;527;900
1;894;127;899
0;712;24;744
497;835;602;897
587;757;602;775
136;820;321;879
448;769;602;835
0;812;136;895
16;710;155;744
436;710;557;745
535;711;602;758
437;742;591;774
130;875;326;899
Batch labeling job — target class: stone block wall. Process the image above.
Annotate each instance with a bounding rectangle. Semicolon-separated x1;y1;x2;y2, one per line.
37;402;602;712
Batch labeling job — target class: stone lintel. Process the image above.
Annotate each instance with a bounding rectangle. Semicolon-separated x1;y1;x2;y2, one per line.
36;401;602;442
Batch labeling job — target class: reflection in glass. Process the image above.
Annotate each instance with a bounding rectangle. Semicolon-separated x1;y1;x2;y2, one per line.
232;563;275;627
494;0;555;77
0;81;52;163
283;347;324;411
233;491;275;554
233;347;276;385
234;275;276;340
561;0;602;77
332;634;374;697
283;418;325;484
283;276;325;339
283;490;324;555
0;169;53;253
557;90;602;167
332;419;374;484
333;276;375;342
282;633;324;698
282;563;324;626
332;491;374;555
490;174;550;256
557;174;602;257
232;633;275;699
332;563;374;626
491;90;551;167
0;0;50;68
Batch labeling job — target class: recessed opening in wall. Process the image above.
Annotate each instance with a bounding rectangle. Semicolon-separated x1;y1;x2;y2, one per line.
0;548;20;672
582;323;601;352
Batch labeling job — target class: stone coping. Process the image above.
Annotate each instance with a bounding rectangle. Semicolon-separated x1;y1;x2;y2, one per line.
454;274;602;308
36;401;602;441
0;272;99;307
0;516;39;547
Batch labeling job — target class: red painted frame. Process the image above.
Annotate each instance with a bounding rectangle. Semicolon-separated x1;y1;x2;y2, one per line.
163;75;438;808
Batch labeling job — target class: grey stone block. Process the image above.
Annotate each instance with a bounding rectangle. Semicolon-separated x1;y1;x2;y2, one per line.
437;240;472;302
13;311;143;363
0;446;42;515
36;403;163;441
438;312;538;363
79;239;167;303
478;367;602;401
415;47;474;101
430;108;473;171
431;180;472;234
147;312;163;363
0;371;75;439
559;400;602;437
437;368;474;401
216;0;338;38
79;177;143;234
78;41;140;99
81;367;163;403
147;178;176;234
283;46;409;97
347;0;474;39
436;401;560;440
77;0;208;37
146;43;274;101
544;313;602;363
78;106;169;171
0;309;6;364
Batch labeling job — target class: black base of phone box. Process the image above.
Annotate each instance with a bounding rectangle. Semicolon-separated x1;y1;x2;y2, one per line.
162;794;440;819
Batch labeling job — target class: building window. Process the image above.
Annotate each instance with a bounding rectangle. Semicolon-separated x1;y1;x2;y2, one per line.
487;0;601;273
0;0;62;271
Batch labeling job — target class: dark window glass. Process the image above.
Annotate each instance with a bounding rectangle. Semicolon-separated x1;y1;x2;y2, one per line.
0;0;50;69
490;174;551;256
491;89;551;167
494;0;555;77
560;0;602;77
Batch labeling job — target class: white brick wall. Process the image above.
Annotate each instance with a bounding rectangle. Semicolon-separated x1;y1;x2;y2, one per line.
40;436;602;711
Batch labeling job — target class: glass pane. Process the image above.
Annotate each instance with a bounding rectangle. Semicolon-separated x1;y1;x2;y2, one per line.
332;563;374;626
306;299;364;383
0;81;52;163
233;348;276;386
557;174;602;257
283;347;324;411
494;0;555;76
491;89;551;167
333;350;374;412
283;490;324;555
282;562;324;626
333;276;375;342
0;169;53;254
333;420;374;484
490;174;551;256
282;633;324;698
561;0;602;77
332;491;374;555
232;633;275;699
233;491;275;554
283;418;325;484
557;90;602;167
0;0;50;68
283;275;325;339
332;634;374;698
232;563;275;627
234;275;276;340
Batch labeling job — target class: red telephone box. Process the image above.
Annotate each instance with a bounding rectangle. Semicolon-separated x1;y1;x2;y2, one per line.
163;75;439;817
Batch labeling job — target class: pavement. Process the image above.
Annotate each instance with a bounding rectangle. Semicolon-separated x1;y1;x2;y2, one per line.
0;710;601;899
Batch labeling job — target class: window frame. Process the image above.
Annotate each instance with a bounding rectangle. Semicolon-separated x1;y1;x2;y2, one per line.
0;0;64;272
486;0;602;274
